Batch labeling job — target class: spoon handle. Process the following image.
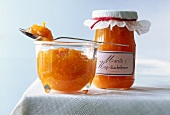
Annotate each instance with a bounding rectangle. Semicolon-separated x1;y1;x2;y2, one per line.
55;37;129;47
55;37;97;42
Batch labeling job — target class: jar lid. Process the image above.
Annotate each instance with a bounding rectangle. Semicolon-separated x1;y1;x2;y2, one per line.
84;10;151;35
92;10;138;20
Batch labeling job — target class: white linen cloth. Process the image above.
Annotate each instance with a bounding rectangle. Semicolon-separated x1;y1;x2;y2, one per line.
11;74;170;115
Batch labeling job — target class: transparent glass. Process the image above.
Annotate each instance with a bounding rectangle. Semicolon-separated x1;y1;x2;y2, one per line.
93;26;136;89
35;41;98;94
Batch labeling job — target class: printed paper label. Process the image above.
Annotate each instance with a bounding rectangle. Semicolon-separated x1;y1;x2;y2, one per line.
96;51;134;76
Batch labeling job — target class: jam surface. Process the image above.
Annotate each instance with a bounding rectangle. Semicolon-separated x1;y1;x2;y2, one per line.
93;26;136;89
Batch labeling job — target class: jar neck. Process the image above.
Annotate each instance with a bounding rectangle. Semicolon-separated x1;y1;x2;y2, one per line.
91;17;137;29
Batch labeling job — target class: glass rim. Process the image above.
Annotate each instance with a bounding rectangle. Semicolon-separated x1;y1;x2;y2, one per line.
34;40;99;47
34;40;130;47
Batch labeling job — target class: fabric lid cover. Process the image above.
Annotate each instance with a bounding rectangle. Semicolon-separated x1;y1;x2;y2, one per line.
92;10;138;20
84;10;151;35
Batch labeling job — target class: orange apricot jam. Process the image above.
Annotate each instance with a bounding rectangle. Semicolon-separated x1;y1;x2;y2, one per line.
37;47;96;93
26;22;53;41
93;26;136;89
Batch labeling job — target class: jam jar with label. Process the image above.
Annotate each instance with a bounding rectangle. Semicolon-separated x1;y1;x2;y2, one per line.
84;10;151;89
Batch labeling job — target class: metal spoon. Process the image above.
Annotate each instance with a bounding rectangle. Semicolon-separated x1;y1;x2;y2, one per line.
19;28;129;46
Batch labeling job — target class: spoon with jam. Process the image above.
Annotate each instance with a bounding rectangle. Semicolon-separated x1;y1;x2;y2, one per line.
19;22;54;41
19;22;129;47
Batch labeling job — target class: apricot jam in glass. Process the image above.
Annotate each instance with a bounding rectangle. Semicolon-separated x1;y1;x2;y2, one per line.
94;26;136;89
84;10;147;89
35;41;98;93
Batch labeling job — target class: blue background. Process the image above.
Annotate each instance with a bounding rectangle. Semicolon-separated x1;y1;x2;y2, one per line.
1;1;170;115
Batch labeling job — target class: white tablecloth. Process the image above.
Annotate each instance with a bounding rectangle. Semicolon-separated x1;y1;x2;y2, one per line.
11;74;170;115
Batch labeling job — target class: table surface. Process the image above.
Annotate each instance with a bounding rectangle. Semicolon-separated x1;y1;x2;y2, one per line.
11;74;170;115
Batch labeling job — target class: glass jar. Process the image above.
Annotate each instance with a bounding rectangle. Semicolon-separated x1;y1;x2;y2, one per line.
35;41;98;94
94;25;136;89
84;10;151;89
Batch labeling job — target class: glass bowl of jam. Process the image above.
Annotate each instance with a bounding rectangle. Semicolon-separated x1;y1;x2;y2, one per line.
35;41;98;94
